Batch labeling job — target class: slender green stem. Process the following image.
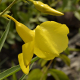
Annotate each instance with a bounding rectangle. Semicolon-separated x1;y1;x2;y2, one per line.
0;0;17;16
19;74;27;80
31;56;39;63
0;57;8;66
0;0;2;4
27;0;33;2
40;60;53;80
69;48;80;51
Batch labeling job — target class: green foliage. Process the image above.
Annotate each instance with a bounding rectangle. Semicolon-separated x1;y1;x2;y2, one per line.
27;69;47;80
4;77;9;80
57;0;80;20
11;62;17;80
27;67;70;80
17;11;30;23
0;57;8;66
19;74;27;80
0;65;20;80
38;59;48;67
0;20;11;51
48;69;70;80
64;48;70;55
59;54;70;66
62;0;69;9
60;0;76;12
0;57;39;80
74;11;80;20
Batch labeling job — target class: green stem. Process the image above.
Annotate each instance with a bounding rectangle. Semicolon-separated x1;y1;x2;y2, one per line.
19;74;27;80
31;56;39;63
40;60;53;80
0;0;2;4
0;0;17;16
69;48;80;51
27;0;33;2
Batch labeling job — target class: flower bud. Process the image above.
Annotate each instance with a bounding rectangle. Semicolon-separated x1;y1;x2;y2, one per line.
32;1;64;16
3;15;34;43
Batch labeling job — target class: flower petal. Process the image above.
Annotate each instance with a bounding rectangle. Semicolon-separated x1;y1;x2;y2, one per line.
34;21;69;60
16;22;34;43
34;46;55;60
3;15;34;43
18;53;29;74
22;41;34;66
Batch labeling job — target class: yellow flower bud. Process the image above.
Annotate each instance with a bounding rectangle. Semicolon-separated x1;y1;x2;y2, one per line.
32;1;64;16
3;15;34;43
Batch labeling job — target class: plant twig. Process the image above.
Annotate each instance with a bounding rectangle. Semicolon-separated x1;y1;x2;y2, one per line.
40;60;53;80
28;0;33;2
0;0;17;16
0;0;2;4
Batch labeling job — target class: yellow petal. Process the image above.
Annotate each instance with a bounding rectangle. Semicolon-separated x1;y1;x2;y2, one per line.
18;53;29;74
34;21;69;60
33;1;64;16
34;46;55;60
16;22;34;43
22;41;34;66
3;15;34;43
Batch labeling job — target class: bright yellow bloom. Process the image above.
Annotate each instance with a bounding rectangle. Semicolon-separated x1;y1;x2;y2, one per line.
4;15;69;74
30;0;64;16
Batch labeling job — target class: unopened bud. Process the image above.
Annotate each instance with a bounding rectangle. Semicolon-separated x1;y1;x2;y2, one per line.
32;1;64;16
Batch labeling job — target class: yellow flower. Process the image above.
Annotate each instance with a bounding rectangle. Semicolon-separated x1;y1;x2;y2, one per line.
4;15;69;74
30;0;64;16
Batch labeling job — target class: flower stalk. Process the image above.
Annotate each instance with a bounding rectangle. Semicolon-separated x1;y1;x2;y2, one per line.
0;0;2;4
40;60;53;80
0;0;17;16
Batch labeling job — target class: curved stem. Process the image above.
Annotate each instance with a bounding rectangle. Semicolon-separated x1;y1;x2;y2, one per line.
3;14;17;22
0;0;17;16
